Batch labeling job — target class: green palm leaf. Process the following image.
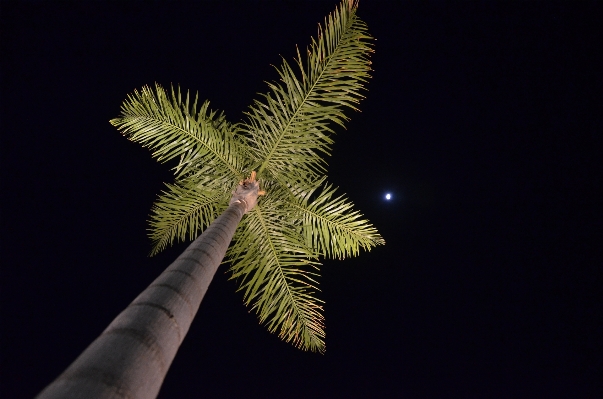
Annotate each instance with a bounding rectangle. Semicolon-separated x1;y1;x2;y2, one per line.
148;178;231;256
293;183;385;259
227;185;325;352
241;0;373;186
110;84;245;180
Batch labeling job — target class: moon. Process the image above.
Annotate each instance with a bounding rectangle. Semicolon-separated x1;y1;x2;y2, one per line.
385;193;392;200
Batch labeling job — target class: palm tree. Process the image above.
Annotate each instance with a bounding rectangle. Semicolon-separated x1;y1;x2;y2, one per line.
37;1;384;398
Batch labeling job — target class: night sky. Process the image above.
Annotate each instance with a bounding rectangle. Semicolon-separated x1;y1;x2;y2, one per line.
1;1;602;398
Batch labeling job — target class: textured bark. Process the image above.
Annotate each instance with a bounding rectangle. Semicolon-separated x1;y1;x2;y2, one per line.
36;200;247;399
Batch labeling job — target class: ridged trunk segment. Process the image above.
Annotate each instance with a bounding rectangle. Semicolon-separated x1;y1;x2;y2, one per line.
37;201;247;399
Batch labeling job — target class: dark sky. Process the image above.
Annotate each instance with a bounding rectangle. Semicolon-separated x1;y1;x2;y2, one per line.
1;1;602;398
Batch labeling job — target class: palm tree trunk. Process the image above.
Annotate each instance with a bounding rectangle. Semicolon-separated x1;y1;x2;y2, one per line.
37;200;248;399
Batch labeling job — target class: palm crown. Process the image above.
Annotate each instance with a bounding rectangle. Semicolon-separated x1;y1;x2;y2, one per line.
110;0;384;353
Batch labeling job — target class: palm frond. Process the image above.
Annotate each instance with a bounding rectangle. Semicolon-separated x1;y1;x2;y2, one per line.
148;179;231;256
226;185;325;352
110;83;245;180
292;183;385;259
266;169;328;204
241;0;373;186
